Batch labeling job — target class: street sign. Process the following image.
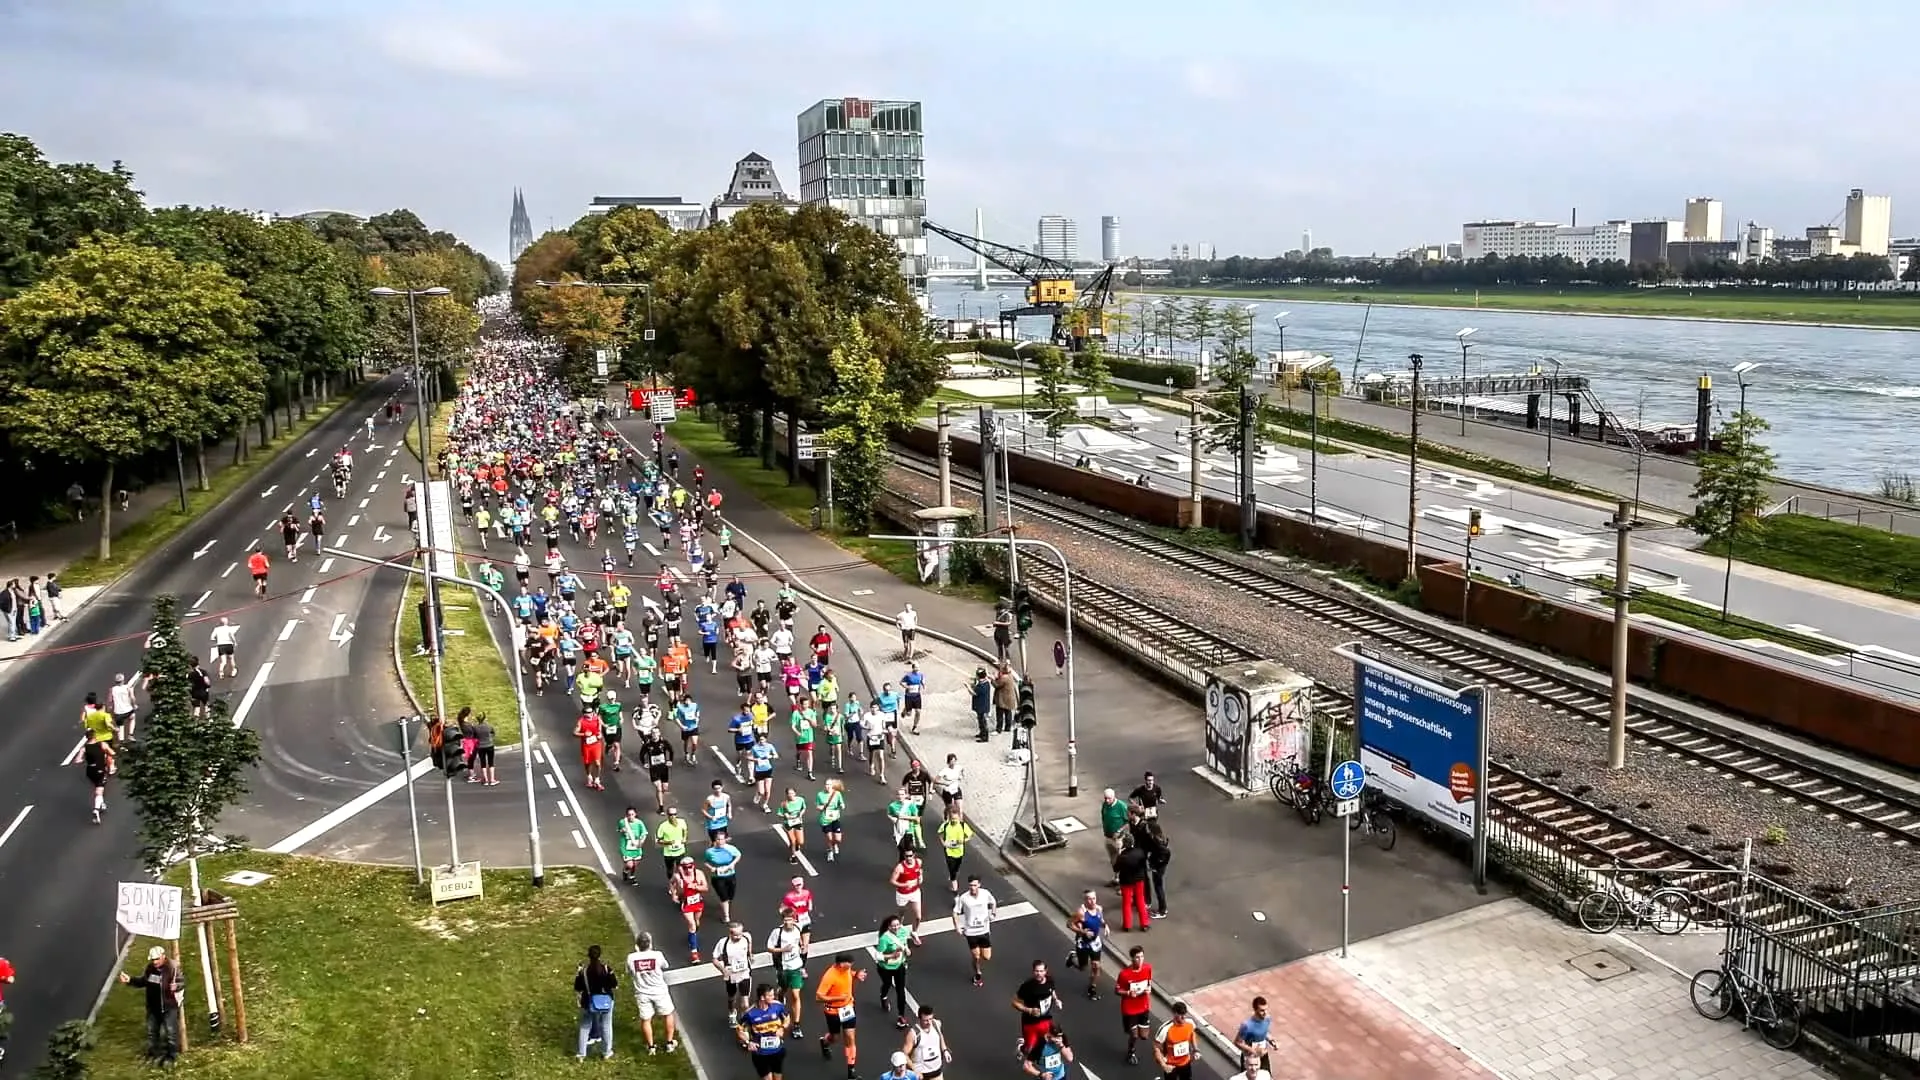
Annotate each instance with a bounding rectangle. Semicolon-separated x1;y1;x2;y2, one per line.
430;861;484;905
796;433;815;457
647;393;677;423
593;348;612;380
642;328;656;342
1335;798;1359;818
1330;759;1366;801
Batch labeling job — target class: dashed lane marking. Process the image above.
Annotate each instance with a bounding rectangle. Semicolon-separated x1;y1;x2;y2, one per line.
277;619;299;642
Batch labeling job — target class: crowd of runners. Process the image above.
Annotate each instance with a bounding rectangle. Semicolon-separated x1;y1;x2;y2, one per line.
442;332;1228;1079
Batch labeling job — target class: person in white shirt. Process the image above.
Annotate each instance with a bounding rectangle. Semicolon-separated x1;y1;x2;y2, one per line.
209;618;240;679
624;932;679;1054
896;604;919;661
107;674;138;741
710;922;755;1016
952;876;998;986
936;754;964;816
770;626;795;660
765;909;809;1033
1233;1055;1273;1080
904;1005;953;1079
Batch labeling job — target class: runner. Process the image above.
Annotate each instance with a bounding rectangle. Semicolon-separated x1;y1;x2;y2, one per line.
712;922;756;1018
639;728;674;813
574;706;606;790
1066;891;1107;999
776;786;807;864
887;785;923;857
1115;946;1155;1065
247;549;270;597
900;662;926;735
673;692;701;765
617;807;649;886
210;617;239;679
667;855;708;962
1013;961;1063;1053
874;914;914;1029
280;512;302;561
936;807;973;893
1153;1002;1200;1080
814;954;866;1079
936;754;964;818
749;732;779;813
736;983;792;1079
598;690;625;772
815;779;846;862
705;828;742;924
80;737;111;823
952;876;998;986
790;699;817;781
889;850;926;946
703;778;734;842
782;876;815;953
864;703;889;784
624;931;680;1055
902;1005;952;1080
895;604;918;661
876;683;902;758
656;807;689;875
765;909;809;1035
1023;1026;1074;1080
106;674;137;742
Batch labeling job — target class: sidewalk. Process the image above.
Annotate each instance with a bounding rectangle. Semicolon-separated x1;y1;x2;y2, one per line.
666;430;1837;1080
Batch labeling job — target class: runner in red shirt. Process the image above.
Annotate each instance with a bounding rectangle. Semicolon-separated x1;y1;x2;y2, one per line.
575;709;605;790
1114;946;1154;1065
810;627;833;663
246;549;271;597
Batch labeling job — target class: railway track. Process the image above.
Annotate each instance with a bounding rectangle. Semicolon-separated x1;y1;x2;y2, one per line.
893;451;1920;851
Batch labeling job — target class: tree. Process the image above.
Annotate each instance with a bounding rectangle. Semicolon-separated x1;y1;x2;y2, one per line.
30;1019;95;1080
535;274;627;394
120;596;262;872
1182;297;1217;367
366;250;482;374
0;133;146;298
1073;337;1111;397
1031;344;1073;437
510;232;584;330
0;236;261;558
1217;303;1255;373
1685;409;1776;545
818;317;913;531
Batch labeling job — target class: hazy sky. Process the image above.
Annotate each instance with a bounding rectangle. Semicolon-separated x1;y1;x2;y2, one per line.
4;1;1913;265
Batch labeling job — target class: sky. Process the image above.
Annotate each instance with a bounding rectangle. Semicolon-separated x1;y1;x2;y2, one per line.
4;0;1915;267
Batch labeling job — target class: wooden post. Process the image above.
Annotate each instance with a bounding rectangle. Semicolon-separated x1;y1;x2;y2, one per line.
171;939;189;1053
223;920;249;1044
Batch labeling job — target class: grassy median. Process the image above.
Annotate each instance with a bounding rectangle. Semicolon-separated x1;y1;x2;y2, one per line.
60;389;365;586
1147;285;1920;328
1592;576;1842;655
88;852;690;1080
1698;514;1920;605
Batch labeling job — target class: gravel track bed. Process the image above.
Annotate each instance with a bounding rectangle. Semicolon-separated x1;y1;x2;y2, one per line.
888;465;1919;908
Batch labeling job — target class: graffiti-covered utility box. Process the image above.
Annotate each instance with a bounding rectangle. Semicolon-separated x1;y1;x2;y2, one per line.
1202;661;1315;796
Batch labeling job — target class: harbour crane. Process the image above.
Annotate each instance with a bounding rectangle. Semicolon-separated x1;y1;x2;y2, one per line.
923;219;1117;349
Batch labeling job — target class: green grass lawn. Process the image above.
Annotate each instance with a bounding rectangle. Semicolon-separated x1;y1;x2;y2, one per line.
396;402;521;743
1266;405;1606;497
1144;285;1920;328
1592;576;1841;654
60;390;364;586
1699;514;1920;605
88;852;689;1080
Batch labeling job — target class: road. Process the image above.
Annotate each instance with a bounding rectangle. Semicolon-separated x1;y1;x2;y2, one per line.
930;408;1920;701
480;412;1227;1080
0;381;431;1067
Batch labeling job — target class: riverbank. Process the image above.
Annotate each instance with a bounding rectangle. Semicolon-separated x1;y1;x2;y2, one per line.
1143;285;1920;331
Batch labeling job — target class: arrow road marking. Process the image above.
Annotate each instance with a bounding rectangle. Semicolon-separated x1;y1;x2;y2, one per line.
306;448;317;458
192;540;217;559
373;526;391;543
328;614;354;648
259;485;277;498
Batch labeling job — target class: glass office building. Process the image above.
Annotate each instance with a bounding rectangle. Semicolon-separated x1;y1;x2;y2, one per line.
797;98;926;290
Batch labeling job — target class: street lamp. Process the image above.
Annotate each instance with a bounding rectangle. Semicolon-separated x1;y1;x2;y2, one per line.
1012;340;1037;450
1406;352;1425;583
1298;357;1332;521
1455;328;1479;434
1271;312;1292;407
368;284;457;865
1721;361;1763;621
1240;303;1258;376
1539;355;1564;481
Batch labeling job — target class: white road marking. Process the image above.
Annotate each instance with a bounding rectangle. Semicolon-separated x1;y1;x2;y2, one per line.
282;502;294;514
299;587;317;604
259;485;277;498
191;541;217;559
664;903;1040;985
670;566;690;582
373;526;391;542
770;823;819;877
189;591;212;612
318;558;334;574
347;515;360;527
334;534;349;546
231;661;275;729
0;806;34;851
358;498;370;510
707;744;744;782
246;537;260;552
572;830;586;849
222;562;237;578
556;800;571;818
367;484;379;493
277;619;299;642
297;487;307;497
266;759;436;853
544;773;557;790
643;542;660;557
377;470;387;480
542;739;616;874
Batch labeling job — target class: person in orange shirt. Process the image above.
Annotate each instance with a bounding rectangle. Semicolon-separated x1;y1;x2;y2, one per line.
814;953;866;1078
246;549;271;598
1154;1001;1200;1080
575;708;606;790
661;636;692;698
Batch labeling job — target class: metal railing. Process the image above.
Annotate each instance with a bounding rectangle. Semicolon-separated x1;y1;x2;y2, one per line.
1780;493;1920;536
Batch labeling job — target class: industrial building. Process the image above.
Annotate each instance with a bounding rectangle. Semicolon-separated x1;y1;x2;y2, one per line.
1101;216;1121;262
1685;197;1723;241
797;97;927;289
1037;215;1078;262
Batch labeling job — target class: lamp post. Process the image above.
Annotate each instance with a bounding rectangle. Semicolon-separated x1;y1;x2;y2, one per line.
1298;357;1332;521
1721;361;1762;622
1540;356;1564;480
1455;328;1479;434
1406;352;1424;582
1012;340;1037;450
370;284;457;865
1271;312;1291;405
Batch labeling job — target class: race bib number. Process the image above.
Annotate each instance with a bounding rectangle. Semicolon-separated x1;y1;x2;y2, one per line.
1170;1039;1191;1058
759;1034;781;1051
837;1004;856;1021
583;734;600;745
1044;1052;1063;1073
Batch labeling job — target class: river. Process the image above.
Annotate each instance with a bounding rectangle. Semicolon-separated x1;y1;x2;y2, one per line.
926;281;1919;490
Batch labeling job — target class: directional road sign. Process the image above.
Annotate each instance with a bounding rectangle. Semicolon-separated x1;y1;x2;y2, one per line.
1330;759;1367;801
1335;798;1359;818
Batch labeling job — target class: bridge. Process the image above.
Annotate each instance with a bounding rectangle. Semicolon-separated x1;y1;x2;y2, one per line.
925;266;1171;281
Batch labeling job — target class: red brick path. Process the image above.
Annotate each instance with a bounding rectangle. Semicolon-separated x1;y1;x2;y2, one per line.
1182;955;1500;1080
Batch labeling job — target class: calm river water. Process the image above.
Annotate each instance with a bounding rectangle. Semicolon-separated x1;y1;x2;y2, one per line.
928;281;1920;490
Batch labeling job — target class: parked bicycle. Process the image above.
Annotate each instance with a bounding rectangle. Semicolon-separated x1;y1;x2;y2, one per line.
1269;756;1328;825
1346;790;1397;850
1576;863;1696;935
1690;942;1803;1050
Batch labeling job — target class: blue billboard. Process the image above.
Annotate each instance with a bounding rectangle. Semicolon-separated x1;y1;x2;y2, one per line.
1346;648;1488;846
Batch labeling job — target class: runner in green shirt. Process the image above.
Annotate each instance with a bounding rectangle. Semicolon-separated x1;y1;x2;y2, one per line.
875;914;913;1022
821;695;847;774
633;652;656;697
777;787;807;864
598;692;625;772
655;807;689;874
617;807;649;884
817;672;838;713
888;788;925;855
937;807;974;892
790;706;817;781
815;779;846;863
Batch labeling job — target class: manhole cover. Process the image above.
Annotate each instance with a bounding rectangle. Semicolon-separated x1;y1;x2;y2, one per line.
1568;950;1634;982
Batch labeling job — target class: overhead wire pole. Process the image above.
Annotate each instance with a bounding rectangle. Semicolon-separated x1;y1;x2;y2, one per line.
1607;500;1635;770
1406;352;1424;582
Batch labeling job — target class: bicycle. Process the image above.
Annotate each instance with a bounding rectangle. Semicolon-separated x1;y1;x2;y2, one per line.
1690;943;1802;1050
1270;756;1328;825
1576;865;1695;935
1347;790;1397;851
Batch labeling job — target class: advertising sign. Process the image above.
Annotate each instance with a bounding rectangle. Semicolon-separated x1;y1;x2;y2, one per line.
430;861;484;905
1344;645;1487;853
116;882;184;940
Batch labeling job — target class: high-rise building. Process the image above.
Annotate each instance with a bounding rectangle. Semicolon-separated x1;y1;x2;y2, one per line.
508;188;534;264
1684;197;1723;242
1037;215;1078;262
1100;216;1120;262
584;196;707;232
709;152;799;223
797;97;926;288
1302;228;1313;254
1844;188;1892;256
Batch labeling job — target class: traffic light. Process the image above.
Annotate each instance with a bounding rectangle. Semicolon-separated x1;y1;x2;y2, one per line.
1017;679;1037;728
1013;583;1034;635
1468;508;1483;537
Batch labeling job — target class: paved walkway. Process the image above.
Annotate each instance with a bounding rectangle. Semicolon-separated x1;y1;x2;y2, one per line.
1189;899;1825;1080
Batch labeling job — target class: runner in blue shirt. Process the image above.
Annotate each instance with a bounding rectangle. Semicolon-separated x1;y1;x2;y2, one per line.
531;590;550;621
876;684;902;758
735;985;791;1077
698;613;721;674
557;634;581;692
729;707;757;781
805;658;827;694
512;593;535;624
675;695;701;764
704;826;741;921
748;732;779;812
900;662;927;736
1024;1029;1074;1080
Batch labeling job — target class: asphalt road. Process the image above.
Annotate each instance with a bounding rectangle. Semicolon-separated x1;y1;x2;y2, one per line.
0;378;419;1068
932;410;1920;699
477;415;1229;1080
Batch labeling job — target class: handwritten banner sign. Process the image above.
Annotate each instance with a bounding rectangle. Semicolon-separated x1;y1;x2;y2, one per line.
116;882;184;939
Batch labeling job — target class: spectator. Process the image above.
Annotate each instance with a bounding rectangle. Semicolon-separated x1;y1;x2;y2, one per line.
44;572;63;621
1143;818;1173;919
574;943;618;1060
1113;836;1152;932
117;945;183;1065
991;662;1019;735
0;582;14;643
1052;638;1068;677
969;668;993;743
